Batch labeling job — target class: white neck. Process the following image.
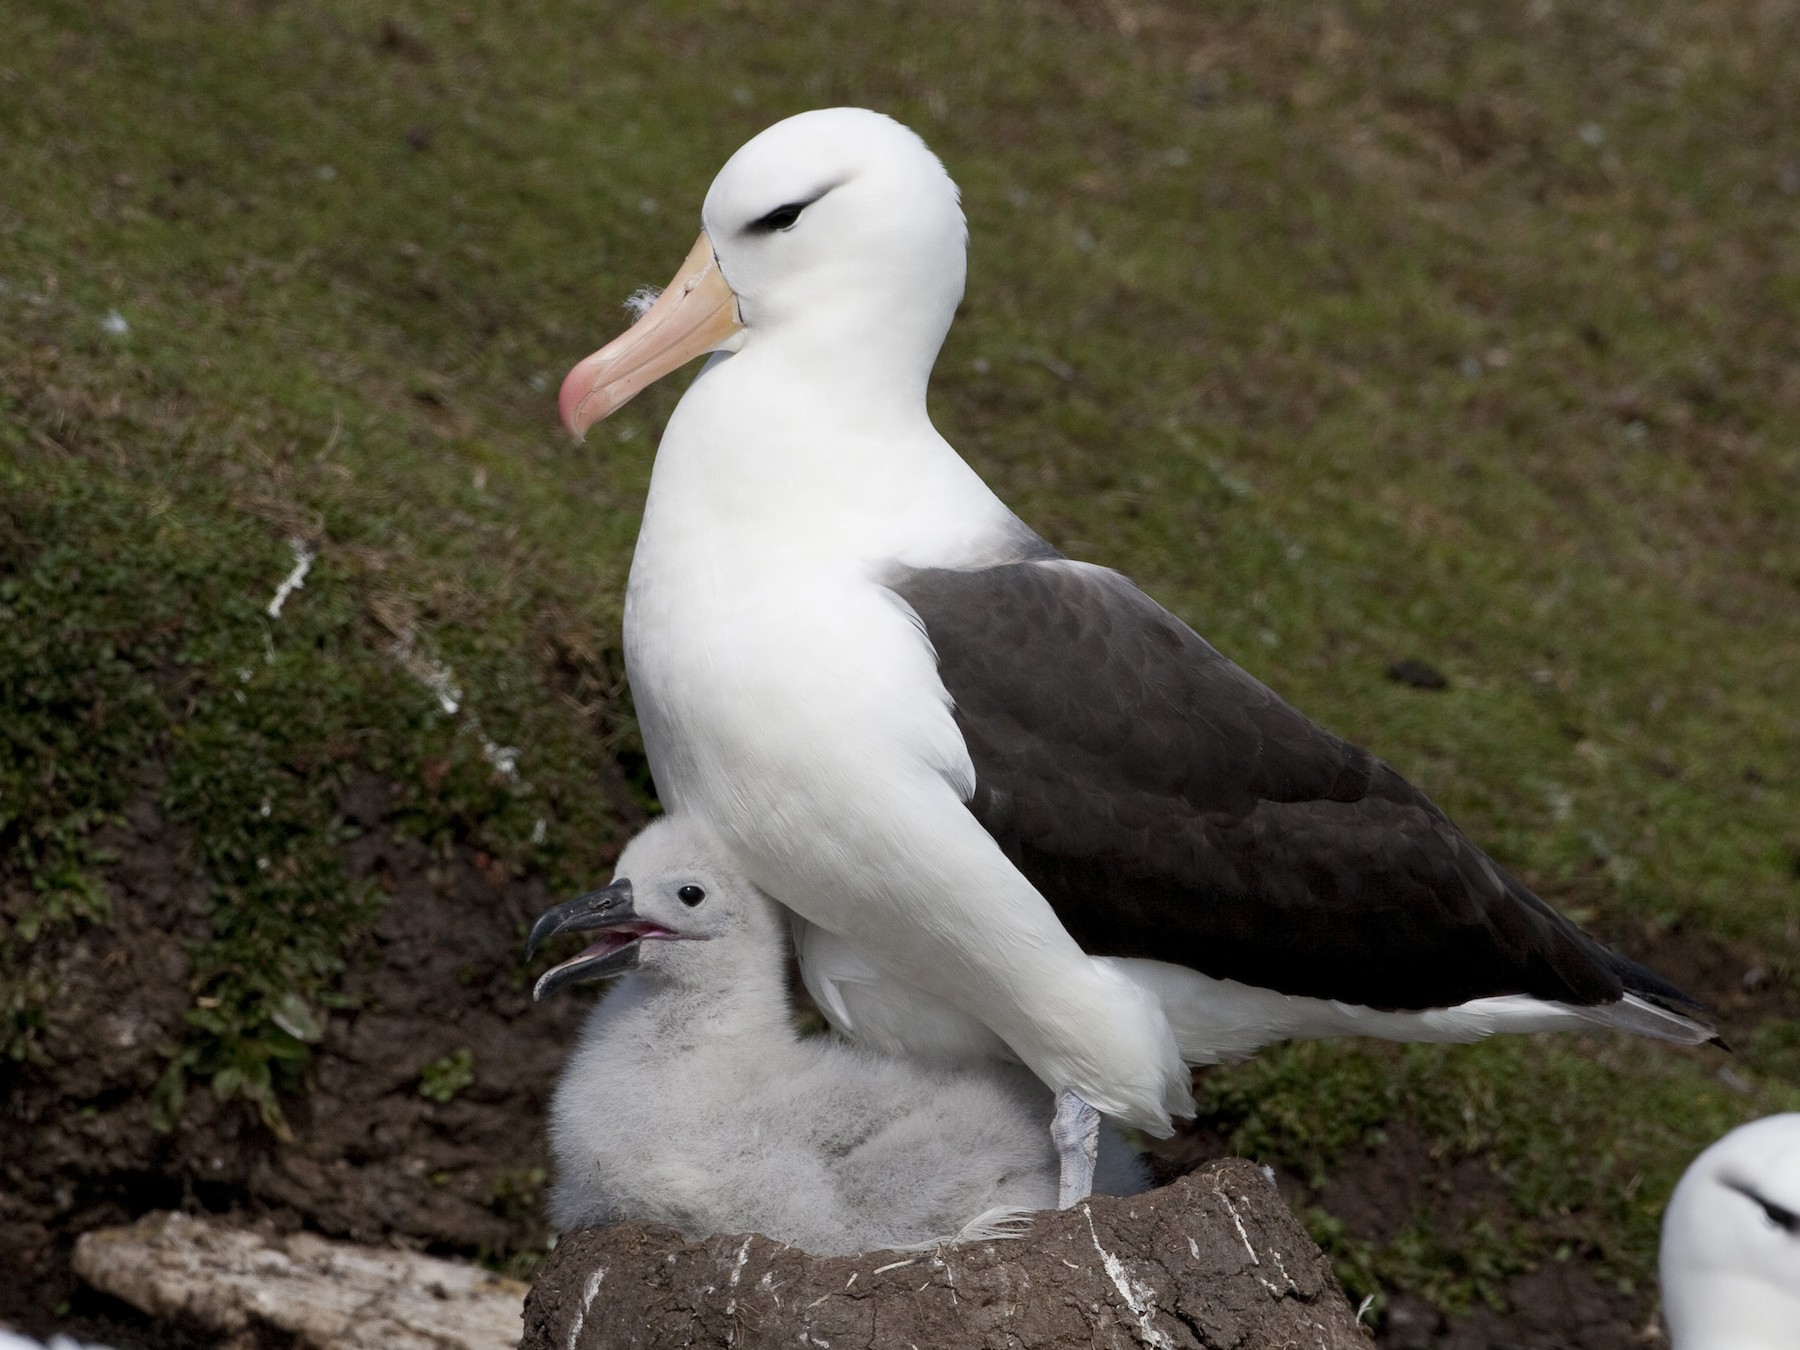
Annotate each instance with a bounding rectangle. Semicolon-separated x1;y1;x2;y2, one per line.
634;345;1018;577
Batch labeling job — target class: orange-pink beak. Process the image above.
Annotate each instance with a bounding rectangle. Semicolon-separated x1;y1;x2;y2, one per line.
558;232;744;439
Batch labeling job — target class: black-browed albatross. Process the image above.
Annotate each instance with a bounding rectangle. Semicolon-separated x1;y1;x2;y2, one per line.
558;107;1715;1206
1658;1113;1800;1350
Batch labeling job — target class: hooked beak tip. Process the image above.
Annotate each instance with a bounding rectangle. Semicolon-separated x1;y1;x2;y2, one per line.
555;231;742;437
556;378;597;441
525;877;646;998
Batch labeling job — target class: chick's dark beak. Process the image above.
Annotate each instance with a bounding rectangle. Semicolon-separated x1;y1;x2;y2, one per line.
526;878;643;1000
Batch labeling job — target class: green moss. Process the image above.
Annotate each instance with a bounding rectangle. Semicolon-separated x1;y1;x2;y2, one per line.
418;1047;477;1105
1312;1210;1530;1320
1;470;186;1060
0;439;630;1132
1196;1041;1403;1189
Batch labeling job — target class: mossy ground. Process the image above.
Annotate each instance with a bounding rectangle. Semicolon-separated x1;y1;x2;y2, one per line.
3;0;1796;1340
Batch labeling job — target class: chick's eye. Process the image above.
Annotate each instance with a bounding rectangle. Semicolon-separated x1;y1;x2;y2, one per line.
748;201;806;234
677;884;706;907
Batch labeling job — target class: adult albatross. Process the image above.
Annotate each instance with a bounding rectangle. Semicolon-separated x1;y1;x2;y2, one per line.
1659;1114;1800;1349
558;107;1715;1205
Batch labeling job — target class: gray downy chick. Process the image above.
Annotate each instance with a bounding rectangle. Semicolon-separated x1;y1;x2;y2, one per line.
530;815;1148;1255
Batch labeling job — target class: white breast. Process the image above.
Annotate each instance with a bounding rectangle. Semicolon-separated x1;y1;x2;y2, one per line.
621;354;1192;1133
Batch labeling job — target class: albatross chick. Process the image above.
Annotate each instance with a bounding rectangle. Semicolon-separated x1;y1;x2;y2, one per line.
530;816;1147;1255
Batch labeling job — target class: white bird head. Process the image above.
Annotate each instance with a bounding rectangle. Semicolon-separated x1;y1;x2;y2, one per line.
526;816;783;995
1660;1112;1800;1350
559;108;966;437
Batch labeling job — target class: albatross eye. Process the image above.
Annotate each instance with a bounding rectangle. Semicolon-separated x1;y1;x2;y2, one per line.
747;201;808;234
1725;1178;1800;1235
1757;1196;1800;1235
677;884;706;907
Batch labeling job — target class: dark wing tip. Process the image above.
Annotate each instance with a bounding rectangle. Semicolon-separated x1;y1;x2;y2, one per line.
1608;947;1712;1016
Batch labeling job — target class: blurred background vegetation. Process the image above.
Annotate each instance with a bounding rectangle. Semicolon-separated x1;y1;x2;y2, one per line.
2;0;1796;1340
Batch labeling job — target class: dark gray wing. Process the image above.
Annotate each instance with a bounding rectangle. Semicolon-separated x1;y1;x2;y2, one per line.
890;558;1694;1013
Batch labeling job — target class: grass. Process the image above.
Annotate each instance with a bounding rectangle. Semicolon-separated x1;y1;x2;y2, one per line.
2;0;1796;1329
0;456;621;1132
1199;1034;1800;1316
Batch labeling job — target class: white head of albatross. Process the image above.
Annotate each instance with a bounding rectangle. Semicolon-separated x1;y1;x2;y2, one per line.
556;108;1716;1208
1660;1113;1800;1349
529;816;1148;1254
560;108;965;438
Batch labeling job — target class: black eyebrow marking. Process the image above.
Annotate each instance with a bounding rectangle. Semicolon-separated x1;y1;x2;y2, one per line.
744;189;831;235
1724;1177;1800;1234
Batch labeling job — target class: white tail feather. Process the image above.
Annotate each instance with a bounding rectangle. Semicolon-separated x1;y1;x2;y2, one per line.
1577;993;1716;1045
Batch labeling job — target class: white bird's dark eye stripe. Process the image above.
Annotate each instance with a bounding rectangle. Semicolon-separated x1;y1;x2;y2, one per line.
1725;1179;1800;1234
746;198;816;234
1761;1198;1800;1233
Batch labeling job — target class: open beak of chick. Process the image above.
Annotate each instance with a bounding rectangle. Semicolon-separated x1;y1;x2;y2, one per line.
526;879;675;1000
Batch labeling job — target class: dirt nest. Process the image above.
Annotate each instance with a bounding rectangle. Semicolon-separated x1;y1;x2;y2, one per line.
524;1158;1365;1350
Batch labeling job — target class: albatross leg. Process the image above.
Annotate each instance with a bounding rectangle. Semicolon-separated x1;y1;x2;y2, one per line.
1052;1089;1101;1209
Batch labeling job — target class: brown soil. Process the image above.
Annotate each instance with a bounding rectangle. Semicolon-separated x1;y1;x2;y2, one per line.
2;801;1789;1349
523;1159;1365;1350
0;778;600;1346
